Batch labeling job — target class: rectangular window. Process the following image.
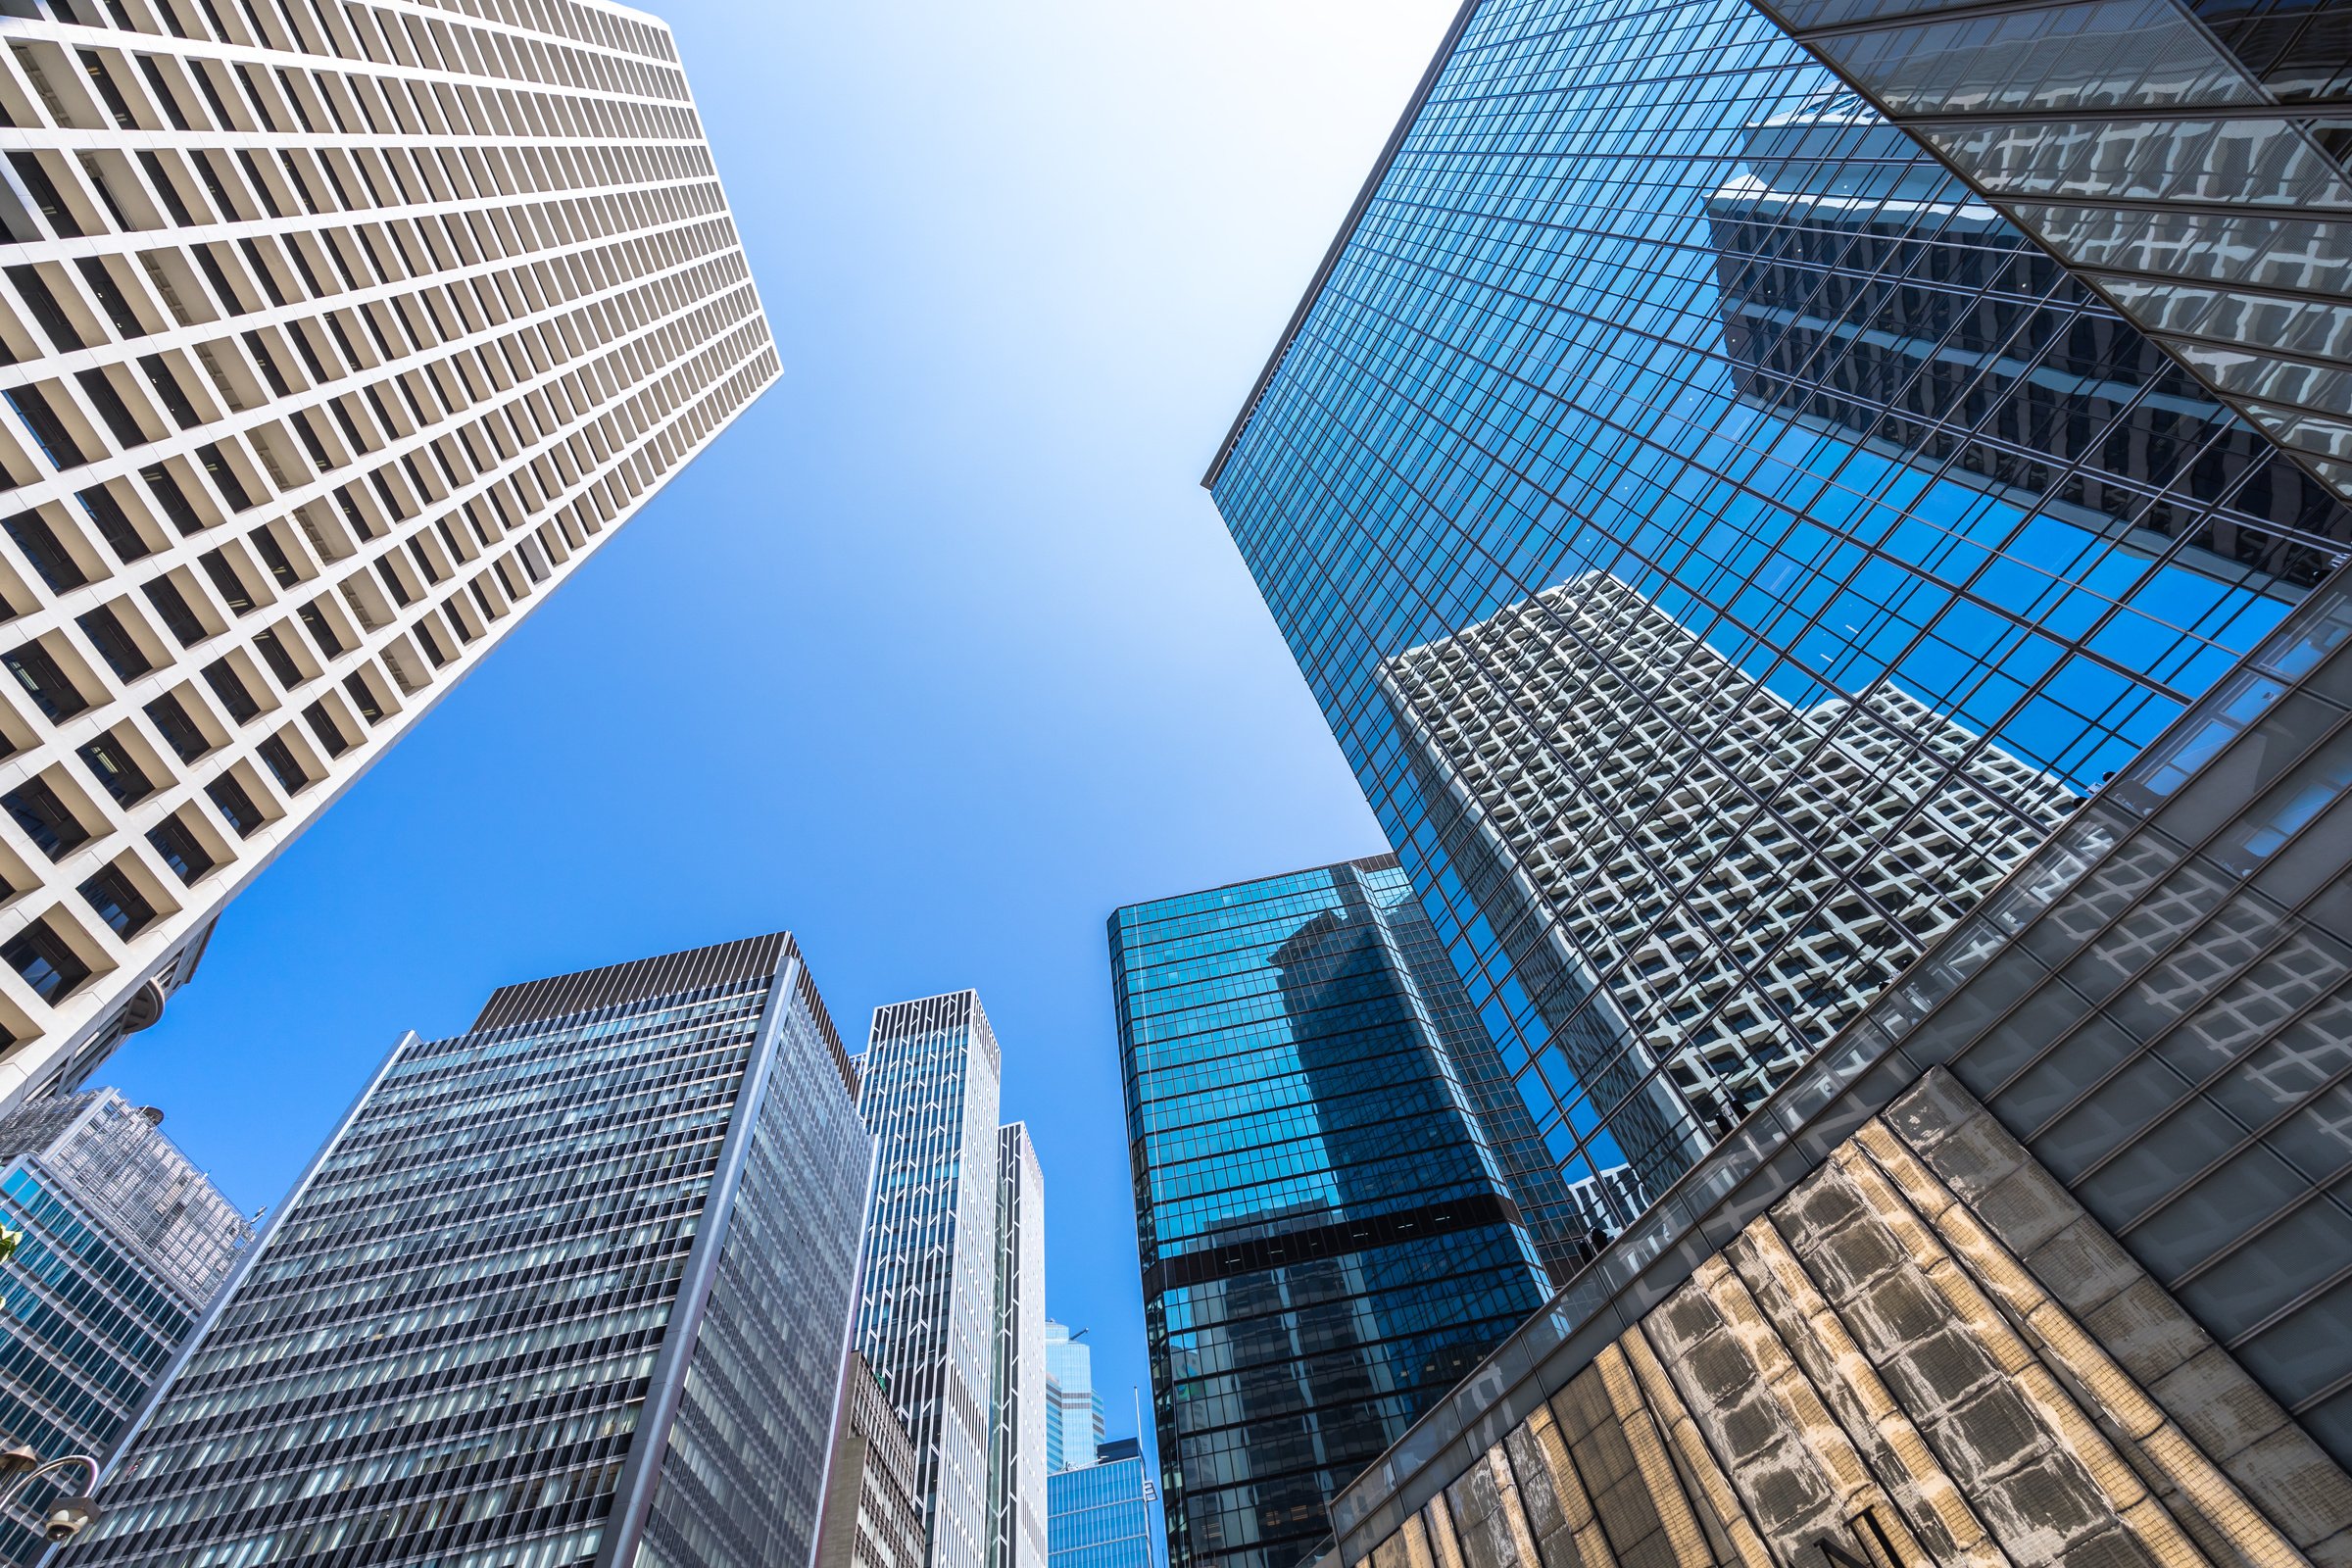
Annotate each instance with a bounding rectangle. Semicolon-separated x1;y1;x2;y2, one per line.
2;510;87;593
196;444;255;512
251;627;302;688
1;778;88;860
4;642;86;720
146;814;214;884
247;526;298;587
76;260;144;338
144;692;211;761
76;485;151;563
134;356;198;429
206;771;264;836
73;369;144;448
140;464;206;535
199;657;259;723
6;386;88;470
76;606;152;681
4;266;83;351
302;700;349;758
3;920;89;1003
143;577;207;647
198;548;254;614
78;864;156;938
256;733;309;794
77;735;153;806
343;671;383;722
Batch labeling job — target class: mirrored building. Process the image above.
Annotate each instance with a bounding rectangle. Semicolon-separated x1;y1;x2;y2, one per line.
1048;1439;1155;1568
67;932;872;1568
0;1086;245;1565
1109;858;1566;1568
1206;0;2352;1235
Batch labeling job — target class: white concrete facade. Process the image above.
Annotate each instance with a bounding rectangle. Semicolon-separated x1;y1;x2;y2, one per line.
0;0;776;1106
992;1121;1047;1568
1383;571;2078;1127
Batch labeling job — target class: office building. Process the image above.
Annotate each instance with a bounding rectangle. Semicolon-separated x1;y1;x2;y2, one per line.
990;1123;1047;1568
1383;569;2077;1189
1045;1321;1104;1474
1206;0;2352;1558
1206;0;2352;1226
1109;857;1566;1568
818;1352;925;1568
0;1086;244;1565
1049;1438;1154;1568
69;932;871;1568
0;0;779;1111
854;991;1008;1568
1309;572;2352;1560
1739;0;2352;509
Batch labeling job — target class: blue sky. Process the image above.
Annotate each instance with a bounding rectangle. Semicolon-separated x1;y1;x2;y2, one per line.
100;0;1456;1486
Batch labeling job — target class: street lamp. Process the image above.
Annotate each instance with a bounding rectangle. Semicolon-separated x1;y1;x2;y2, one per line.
0;1446;103;1545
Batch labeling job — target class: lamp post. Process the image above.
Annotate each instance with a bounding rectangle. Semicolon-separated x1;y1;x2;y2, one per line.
0;1444;103;1545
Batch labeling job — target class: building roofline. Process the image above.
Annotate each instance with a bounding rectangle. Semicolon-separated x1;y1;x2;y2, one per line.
1199;0;1489;491
1107;851;1400;925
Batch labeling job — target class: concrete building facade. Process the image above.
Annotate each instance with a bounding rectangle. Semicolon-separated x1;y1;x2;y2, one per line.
0;0;777;1109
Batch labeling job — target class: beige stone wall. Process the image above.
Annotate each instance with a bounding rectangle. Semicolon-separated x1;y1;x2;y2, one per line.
1354;1070;2352;1568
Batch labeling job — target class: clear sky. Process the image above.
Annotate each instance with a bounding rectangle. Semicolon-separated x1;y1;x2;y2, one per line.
100;0;1457;1491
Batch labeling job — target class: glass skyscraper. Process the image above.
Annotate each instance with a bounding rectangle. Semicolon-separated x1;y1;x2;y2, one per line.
68;932;872;1568
1045;1321;1105;1474
1204;0;2352;1556
1108;857;1565;1568
0;1086;246;1565
1206;0;2351;1234
1048;1440;1155;1568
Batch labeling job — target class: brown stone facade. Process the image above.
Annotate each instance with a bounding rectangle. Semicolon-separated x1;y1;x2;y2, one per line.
1354;1071;2352;1568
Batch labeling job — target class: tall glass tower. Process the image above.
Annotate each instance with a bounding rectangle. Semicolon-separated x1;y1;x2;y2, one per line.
0;1086;245;1565
67;932;872;1568
1109;856;1570;1568
1044;1321;1104;1474
1205;0;2351;1231
855;991;1011;1568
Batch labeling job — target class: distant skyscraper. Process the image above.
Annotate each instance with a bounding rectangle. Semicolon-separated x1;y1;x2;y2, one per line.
855;992;1008;1568
0;1087;245;1565
818;1351;926;1568
1048;1438;1154;1568
1110;857;1563;1568
1205;0;2351;1230
1044;1321;1103;1474
989;1122;1047;1568
69;932;870;1568
0;0;779;1113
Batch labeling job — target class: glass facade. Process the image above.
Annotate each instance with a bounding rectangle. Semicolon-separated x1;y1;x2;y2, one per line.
1743;0;2352;506
1108;857;1561;1568
1045;1321;1106;1475
1206;0;2352;1226
1048;1448;1155;1568
69;932;872;1568
0;1087;246;1566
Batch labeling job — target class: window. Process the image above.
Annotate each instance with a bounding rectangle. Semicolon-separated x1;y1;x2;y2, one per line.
2;920;89;1003
4;386;87;470
256;733;309;794
144;692;212;761
143;577;207;647
302;701;350;759
140;464;206;535
4;266;83;351
76;606;152;681
78;864;156;938
146;813;215;884
1;510;86;593
206;772;264;836
77;735;153;807
76;485;151;563
199;657;259;723
343;671;383;722
198;547;254;613
4;641;87;720
1;778;87;860
252;627;303;688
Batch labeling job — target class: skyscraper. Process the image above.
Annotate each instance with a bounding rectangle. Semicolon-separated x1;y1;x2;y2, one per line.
1109;857;1565;1568
855;991;1009;1568
1044;1321;1104;1474
990;1122;1047;1568
1049;1439;1155;1568
1205;0;2352;1556
1205;0;2349;1224
0;1086;245;1565
69;932;871;1568
0;0;778;1111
